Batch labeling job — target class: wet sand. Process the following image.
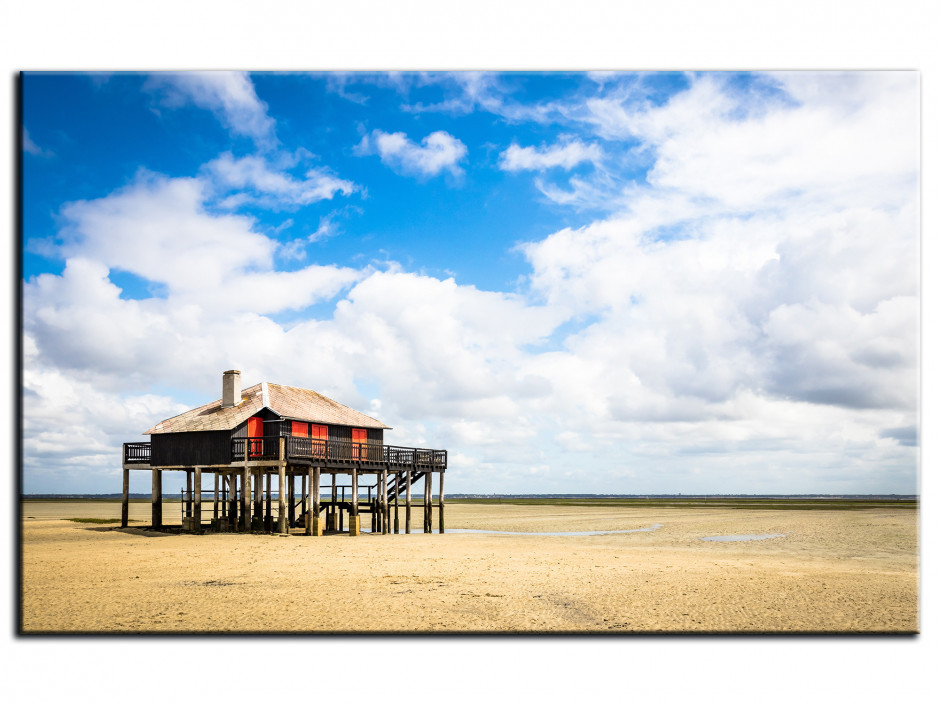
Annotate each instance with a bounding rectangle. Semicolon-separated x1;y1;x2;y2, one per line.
20;501;917;633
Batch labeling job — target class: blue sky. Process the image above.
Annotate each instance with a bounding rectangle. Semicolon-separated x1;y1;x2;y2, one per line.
21;70;920;495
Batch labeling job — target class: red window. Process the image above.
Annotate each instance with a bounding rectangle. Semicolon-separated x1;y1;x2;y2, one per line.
352;428;367;460
247;417;264;458
291;421;308;437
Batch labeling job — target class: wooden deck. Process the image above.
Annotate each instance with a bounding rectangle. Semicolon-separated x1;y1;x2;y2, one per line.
123;437;447;471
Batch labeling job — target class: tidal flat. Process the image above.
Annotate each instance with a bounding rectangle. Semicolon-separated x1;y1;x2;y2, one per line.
20;499;917;633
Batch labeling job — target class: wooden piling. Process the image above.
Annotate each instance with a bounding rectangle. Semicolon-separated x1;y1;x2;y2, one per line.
213;472;219;523
381;466;389;535
242;464;251;532
288;472;296;528
438;471;445;534
394;473;400;533
277;462;287;534
151;468;162;531
253;468;262;527
424;470;432;533
229;473;238;530
185;469;193;518
313;466;322;536
265;472;272;530
121;466;129;528
405;467;412;534
305;466;313;536
194;466;202;532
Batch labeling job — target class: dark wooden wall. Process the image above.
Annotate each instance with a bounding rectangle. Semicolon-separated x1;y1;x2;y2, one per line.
151;430;232;466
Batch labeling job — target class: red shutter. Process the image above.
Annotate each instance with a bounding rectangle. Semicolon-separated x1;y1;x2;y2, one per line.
247;417;264;458
352;428;367;460
311;424;328;458
292;421;308;437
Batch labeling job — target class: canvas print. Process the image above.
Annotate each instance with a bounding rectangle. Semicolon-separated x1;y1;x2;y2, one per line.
20;71;918;633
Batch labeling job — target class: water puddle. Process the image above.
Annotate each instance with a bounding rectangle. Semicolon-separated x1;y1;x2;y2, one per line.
700;533;786;542
364;523;663;536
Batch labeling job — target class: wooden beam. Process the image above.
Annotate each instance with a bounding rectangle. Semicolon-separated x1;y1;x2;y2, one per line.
151;468;162;531
194;466;202;533
121;465;129;528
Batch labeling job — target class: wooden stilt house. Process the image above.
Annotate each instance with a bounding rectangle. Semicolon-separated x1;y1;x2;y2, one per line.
121;370;447;536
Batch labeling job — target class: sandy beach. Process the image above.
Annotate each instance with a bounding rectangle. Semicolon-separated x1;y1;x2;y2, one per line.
20;501;917;633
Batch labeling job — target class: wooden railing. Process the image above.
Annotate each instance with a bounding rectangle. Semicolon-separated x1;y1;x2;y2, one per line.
231;436;282;461
123;442;152;464
123;438;447;469
284;436;447;468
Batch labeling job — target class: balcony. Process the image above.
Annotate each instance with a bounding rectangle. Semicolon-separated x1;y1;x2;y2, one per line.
123;437;447;470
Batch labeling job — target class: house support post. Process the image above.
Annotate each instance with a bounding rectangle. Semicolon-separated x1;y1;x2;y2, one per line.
121;465;129;528
213;473;219;525
185;469;193;520
241;464;251;532
277;437;287;534
405;466;412;534
349;465;360;536
304;467;312;535
381;466;389;535
253;469;262;529
302;473;307;530
229;473;238;531
424;469;432;533
394;473;400;533
312;466;322;536
277;463;287;534
151;468;162;531
265;472;272;531
328;475;337;531
288;473;296;528
438;470;445;534
194;466;202;533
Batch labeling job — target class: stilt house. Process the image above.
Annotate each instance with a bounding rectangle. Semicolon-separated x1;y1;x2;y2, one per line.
122;370;447;536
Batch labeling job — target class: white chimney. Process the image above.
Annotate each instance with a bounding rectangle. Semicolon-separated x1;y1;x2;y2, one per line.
222;370;241;408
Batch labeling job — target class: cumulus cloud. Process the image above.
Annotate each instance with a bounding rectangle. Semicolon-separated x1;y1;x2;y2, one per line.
355;129;467;178
146;71;277;148
499;139;603;172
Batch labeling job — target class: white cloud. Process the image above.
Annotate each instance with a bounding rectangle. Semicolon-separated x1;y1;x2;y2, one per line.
146;71;277;148
499;138;603;171
206;152;356;208
355;129;467;178
23;127;51;156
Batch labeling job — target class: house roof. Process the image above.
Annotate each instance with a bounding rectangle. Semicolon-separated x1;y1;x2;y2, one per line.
144;382;390;434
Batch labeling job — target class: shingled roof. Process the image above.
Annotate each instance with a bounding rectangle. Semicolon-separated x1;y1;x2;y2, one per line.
144;382;390;434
